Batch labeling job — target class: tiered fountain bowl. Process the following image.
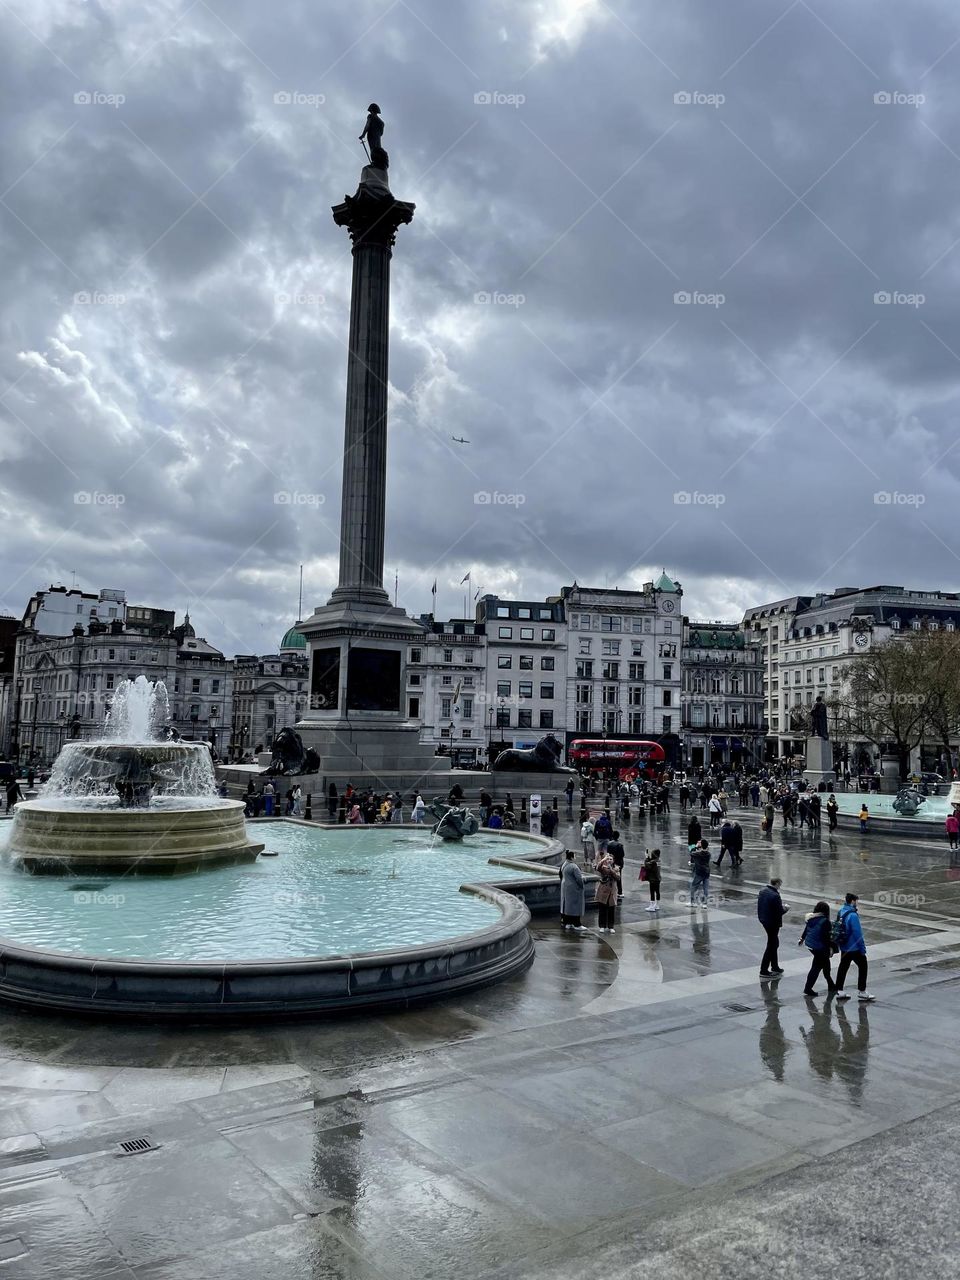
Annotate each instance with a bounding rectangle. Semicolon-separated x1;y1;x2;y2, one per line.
7;678;262;874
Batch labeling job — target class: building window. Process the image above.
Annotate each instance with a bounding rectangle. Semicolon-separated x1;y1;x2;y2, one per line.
541;656;555;670
662;690;672;707
603;684;618;706
106;674;114;690
629;686;644;705
463;676;473;687
576;659;593;678
600;616;622;632
462;698;473;719
497;681;511;696
518;709;533;728
541;628;555;641
576;683;592;704
409;697;420;717
410;647;422;663
464;649;474;663
601;639;621;656
191;678;201;692
662;663;673;681
409;673;422;686
579;638;592;655
519;655;534;670
602;661;619;680
540;682;554;699
659;644;676;659
576;710;592;732
497;656;512;669
693;704;706;727
441;697;452;718
519;627;534;640
108;649;115;661
462;729;472;739
539;710;554;729
629;712;645;733
496;607;510;618
443;648;453;662
517;607;531;619
498;627;513;639
661;714;672;732
628;662;645;681
518;681;533;699
497;708;511;727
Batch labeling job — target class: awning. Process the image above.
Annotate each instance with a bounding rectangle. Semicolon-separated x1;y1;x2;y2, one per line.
711;737;728;748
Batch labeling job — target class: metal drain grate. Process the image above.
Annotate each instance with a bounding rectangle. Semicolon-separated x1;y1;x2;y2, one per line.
114;1136;160;1158
722;1002;754;1013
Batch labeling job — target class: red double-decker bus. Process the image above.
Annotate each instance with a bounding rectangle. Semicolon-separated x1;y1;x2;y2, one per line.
568;738;666;779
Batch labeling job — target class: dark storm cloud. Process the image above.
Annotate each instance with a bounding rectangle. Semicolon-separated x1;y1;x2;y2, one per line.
2;0;960;650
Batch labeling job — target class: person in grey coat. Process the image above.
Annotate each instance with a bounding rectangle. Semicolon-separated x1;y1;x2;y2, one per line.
559;850;587;931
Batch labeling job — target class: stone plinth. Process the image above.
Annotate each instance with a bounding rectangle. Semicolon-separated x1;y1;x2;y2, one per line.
804;736;835;789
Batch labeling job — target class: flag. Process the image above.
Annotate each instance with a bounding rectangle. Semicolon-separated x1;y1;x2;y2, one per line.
431;579;437;594
474;586;481;600
460;572;470;585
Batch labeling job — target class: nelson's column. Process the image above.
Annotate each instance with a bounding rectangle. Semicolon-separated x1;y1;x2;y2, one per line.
296;106;449;783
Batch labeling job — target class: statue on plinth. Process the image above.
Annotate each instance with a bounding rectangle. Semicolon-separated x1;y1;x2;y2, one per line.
810;695;829;739
359;103;388;170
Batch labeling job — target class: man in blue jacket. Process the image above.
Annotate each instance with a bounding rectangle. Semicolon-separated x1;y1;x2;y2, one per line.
834;893;875;1002
758;877;789;977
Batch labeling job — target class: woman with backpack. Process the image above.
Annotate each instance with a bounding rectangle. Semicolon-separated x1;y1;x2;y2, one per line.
799;901;837;996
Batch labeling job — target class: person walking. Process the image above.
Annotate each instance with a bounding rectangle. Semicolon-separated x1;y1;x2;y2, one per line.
262;780;275;817
946;810;959;851
687;813;702;846
595;849;618;933
292;784;303;817
799;900;837;996
565;778;575;813
593;810;613;854
762;799;775;834
607;829;625;901
580;816;596;864
858;803;869;834
715;818;735;867
834;893;875;1001
758;877;789;977
826;794;839;832
689;839;712;908
5;778;24;813
729;820;744;866
559;850;587;931
707;793;723;828
810;793;822;829
642;847;662;912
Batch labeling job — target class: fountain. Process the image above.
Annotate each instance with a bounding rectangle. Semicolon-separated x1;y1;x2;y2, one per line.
7;677;263;873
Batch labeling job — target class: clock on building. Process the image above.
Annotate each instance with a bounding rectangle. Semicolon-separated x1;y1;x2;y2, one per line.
854;632;869;647
661;597;676;614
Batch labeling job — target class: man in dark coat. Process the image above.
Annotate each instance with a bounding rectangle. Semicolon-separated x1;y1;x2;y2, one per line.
758;877;789;977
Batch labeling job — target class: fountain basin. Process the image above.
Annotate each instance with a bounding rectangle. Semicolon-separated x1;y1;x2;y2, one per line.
7;800;263;873
0;824;551;1017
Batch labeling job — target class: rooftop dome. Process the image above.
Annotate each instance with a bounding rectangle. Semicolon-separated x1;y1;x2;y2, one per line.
279;622;307;652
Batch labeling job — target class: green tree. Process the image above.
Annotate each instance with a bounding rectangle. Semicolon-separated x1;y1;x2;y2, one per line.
840;633;936;780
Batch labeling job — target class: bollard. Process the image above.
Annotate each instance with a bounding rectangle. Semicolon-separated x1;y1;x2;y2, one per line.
520;798;528;825
304;792;312;821
579;797;588;823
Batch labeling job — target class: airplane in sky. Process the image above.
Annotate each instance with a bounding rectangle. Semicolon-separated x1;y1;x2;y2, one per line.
451;435;470;444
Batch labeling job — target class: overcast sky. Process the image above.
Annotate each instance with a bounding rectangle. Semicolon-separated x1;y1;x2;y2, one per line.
1;0;958;654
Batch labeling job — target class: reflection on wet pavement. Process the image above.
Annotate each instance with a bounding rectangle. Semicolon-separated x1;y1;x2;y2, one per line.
1;810;960;1277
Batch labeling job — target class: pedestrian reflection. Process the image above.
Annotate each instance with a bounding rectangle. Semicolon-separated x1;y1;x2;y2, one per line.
689;912;710;964
799;999;869;1103
757;987;789;1082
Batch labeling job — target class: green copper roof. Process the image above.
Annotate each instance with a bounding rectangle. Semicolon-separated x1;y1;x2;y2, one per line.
279;623;306;651
655;571;679;592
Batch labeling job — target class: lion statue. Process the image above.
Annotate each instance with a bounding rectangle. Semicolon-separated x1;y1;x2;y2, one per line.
492;733;574;773
265;727;321;776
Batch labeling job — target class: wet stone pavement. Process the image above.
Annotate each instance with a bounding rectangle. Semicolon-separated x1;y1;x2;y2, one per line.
2;806;960;1277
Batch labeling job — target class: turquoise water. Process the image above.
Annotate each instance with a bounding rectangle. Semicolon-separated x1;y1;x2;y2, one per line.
831;792;949;822
0;823;549;962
